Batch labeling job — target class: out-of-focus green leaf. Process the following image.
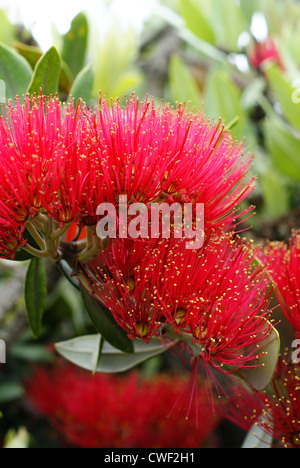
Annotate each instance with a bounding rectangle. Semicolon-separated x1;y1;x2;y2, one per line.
27;46;61;96
0;10;15;46
92;23;142;99
265;64;300;130
241;77;266;110
155;4;227;64
24;258;47;338
169;54;202;109
10;344;52;362
80;285;134;354
204;68;246;140
260;168;290;218
69;64;94;104
13;42;42;69
61;12;88;78
4;427;31;449
55;335;171;373
264;118;300;181
0;43;32;100
0;381;24;404
210;0;246;51
239;0;258;24
179;0;215;44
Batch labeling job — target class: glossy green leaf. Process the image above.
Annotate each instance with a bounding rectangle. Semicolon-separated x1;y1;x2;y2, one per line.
239;320;280;392
69;64;94;104
0;43;32;100
62;12;88;78
55;335;171;373
264;118;300;181
265;64;300;130
180;0;215;44
242;419;273;448
80;285;134;354
15;42;73;94
24;257;47;338
27;46;61;96
169;54;202;109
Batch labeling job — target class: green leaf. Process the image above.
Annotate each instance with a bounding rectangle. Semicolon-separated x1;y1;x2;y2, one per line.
265;64;300;130
27;46;61;96
204;68;246;140
0;10;15;46
260;168;290;219
239;320;280;392
10;343;52;362
0;43;32;100
155;4;227;64
61;12;88;78
0;381;24;404
242;418;273;448
169;54;202;109
180;0;215;44
92;23;142;99
55;335;171;373
264;118;300;181
80;284;134;354
4;427;31;449
14;42;73;94
24;257;47;338
69;64;94;104
210;0;246;51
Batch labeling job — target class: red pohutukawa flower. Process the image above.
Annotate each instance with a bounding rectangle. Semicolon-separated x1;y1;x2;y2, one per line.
89;95;255;230
260;231;300;335
0;93;254;261
85;234;274;372
26;361;220;448
249;37;284;72
224;354;300;448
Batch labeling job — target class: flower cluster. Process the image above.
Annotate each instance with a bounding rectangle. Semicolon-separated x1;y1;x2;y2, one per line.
0;93;254;260
26;361;220;448
260;231;300;335
220;231;300;448
0;92;278;405
84;233;274;373
224;353;300;448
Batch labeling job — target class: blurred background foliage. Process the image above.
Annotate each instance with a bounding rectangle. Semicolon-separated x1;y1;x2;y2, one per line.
0;0;299;448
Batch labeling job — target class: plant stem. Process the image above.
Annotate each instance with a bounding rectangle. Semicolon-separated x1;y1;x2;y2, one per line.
23;244;50;258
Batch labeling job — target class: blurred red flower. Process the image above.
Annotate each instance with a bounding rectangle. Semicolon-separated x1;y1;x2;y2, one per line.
26;361;221;448
249;37;284;71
